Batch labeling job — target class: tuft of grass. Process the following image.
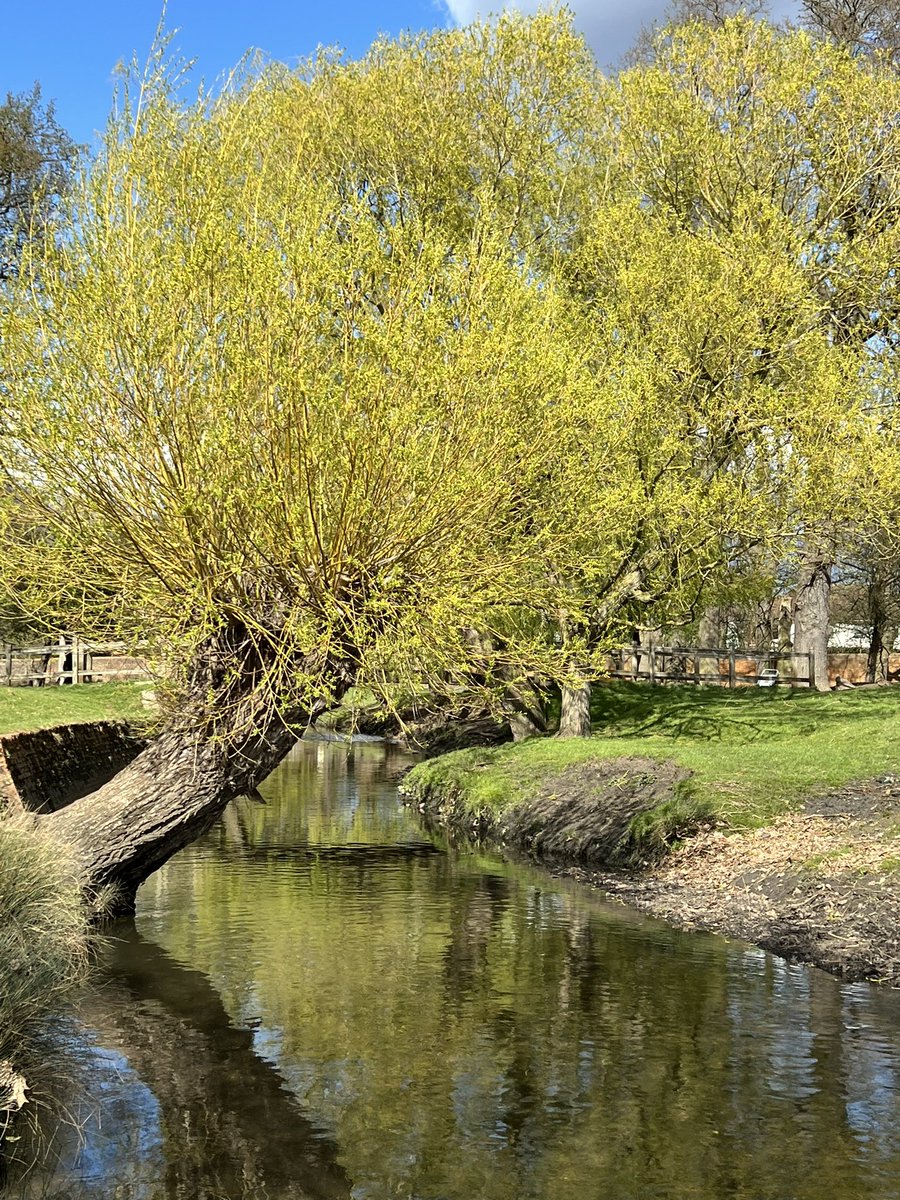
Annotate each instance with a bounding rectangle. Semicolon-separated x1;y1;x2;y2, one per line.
625;781;716;864
0;818;90;1135
0;682;146;738
801;846;856;872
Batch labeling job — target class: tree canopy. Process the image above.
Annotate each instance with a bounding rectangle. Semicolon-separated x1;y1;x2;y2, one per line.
1;13;897;739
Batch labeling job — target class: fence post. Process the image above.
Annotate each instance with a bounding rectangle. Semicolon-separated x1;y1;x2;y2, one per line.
4;644;10;687
73;635;81;685
649;648;656;685
57;633;66;685
728;651;736;689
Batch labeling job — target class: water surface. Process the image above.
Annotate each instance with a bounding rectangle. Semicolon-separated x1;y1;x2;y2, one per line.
8;737;900;1199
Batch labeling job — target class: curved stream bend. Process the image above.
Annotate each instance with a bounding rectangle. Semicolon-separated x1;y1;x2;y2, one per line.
9;737;900;1200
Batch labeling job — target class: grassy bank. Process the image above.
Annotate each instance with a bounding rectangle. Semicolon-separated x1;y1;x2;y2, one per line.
0;682;146;737
404;683;900;849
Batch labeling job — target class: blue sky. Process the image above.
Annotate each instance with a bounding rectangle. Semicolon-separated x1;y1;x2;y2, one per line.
1;2;448;146
2;1;799;148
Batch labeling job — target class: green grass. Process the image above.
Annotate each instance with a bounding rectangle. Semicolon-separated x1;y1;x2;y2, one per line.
0;683;146;738
406;682;900;831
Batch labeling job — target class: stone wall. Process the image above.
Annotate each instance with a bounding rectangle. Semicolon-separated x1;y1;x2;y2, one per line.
0;721;144;815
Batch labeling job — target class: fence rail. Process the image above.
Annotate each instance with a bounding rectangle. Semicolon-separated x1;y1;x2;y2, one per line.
2;636;151;687
606;646;814;688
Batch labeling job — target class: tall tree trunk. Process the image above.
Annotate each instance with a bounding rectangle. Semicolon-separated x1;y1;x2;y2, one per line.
504;677;548;742
776;598;793;652
558;674;592;738
866;576;890;684
697;608;721;679
793;560;832;691
555;603;592;737
38;625;354;911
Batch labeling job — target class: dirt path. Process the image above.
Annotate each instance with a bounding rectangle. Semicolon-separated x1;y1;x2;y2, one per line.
564;776;900;985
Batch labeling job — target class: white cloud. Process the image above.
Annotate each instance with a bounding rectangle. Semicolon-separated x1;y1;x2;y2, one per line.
439;0;800;70
570;1;668;65
442;1;543;21
438;1;669;67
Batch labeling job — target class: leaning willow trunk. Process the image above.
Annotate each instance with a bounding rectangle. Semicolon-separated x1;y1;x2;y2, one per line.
40;628;355;912
40;716;294;912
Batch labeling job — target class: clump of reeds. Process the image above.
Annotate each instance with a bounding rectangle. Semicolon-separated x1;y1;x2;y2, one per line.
0;816;89;1138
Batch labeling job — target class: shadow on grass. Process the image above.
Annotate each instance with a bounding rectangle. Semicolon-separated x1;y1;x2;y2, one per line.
590;681;900;744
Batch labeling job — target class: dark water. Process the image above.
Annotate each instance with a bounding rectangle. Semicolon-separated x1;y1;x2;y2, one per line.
8;737;900;1200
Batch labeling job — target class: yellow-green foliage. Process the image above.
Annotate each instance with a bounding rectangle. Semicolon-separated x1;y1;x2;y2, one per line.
1;13;897;725
598;17;900;542
0;820;89;1077
0;16;595;723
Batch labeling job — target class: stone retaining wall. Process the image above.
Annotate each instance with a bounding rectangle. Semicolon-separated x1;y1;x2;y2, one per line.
0;721;144;814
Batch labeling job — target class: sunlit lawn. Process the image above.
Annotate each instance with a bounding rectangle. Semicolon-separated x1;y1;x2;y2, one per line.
408;683;900;828
0;682;146;737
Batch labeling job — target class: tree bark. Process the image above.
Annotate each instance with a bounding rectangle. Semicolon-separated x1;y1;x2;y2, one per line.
38;626;354;911
866;576;891;684
558;675;592;738
775;598;793;652
40;718;294;912
793;560;832;691
503;677;548;742
697;609;721;679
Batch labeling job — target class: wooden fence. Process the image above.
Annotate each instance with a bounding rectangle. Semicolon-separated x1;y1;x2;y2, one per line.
2;636;151;686
606;646;814;688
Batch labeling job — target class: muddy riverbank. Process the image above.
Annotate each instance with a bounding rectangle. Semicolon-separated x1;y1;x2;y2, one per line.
403;758;900;986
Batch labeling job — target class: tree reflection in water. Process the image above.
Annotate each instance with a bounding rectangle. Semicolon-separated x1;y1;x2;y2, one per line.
4;923;351;1200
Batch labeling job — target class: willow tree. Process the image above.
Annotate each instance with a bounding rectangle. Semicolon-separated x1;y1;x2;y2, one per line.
0;84;78;280
521;191;857;733
0;28;592;906
595;16;900;692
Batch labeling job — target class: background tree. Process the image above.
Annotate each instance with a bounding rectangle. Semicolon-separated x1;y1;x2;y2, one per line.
0;84;77;280
799;0;900;55
624;0;772;67
0;86;77;663
604;15;900;690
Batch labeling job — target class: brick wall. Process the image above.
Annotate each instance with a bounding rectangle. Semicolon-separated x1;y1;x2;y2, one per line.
0;721;144;814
